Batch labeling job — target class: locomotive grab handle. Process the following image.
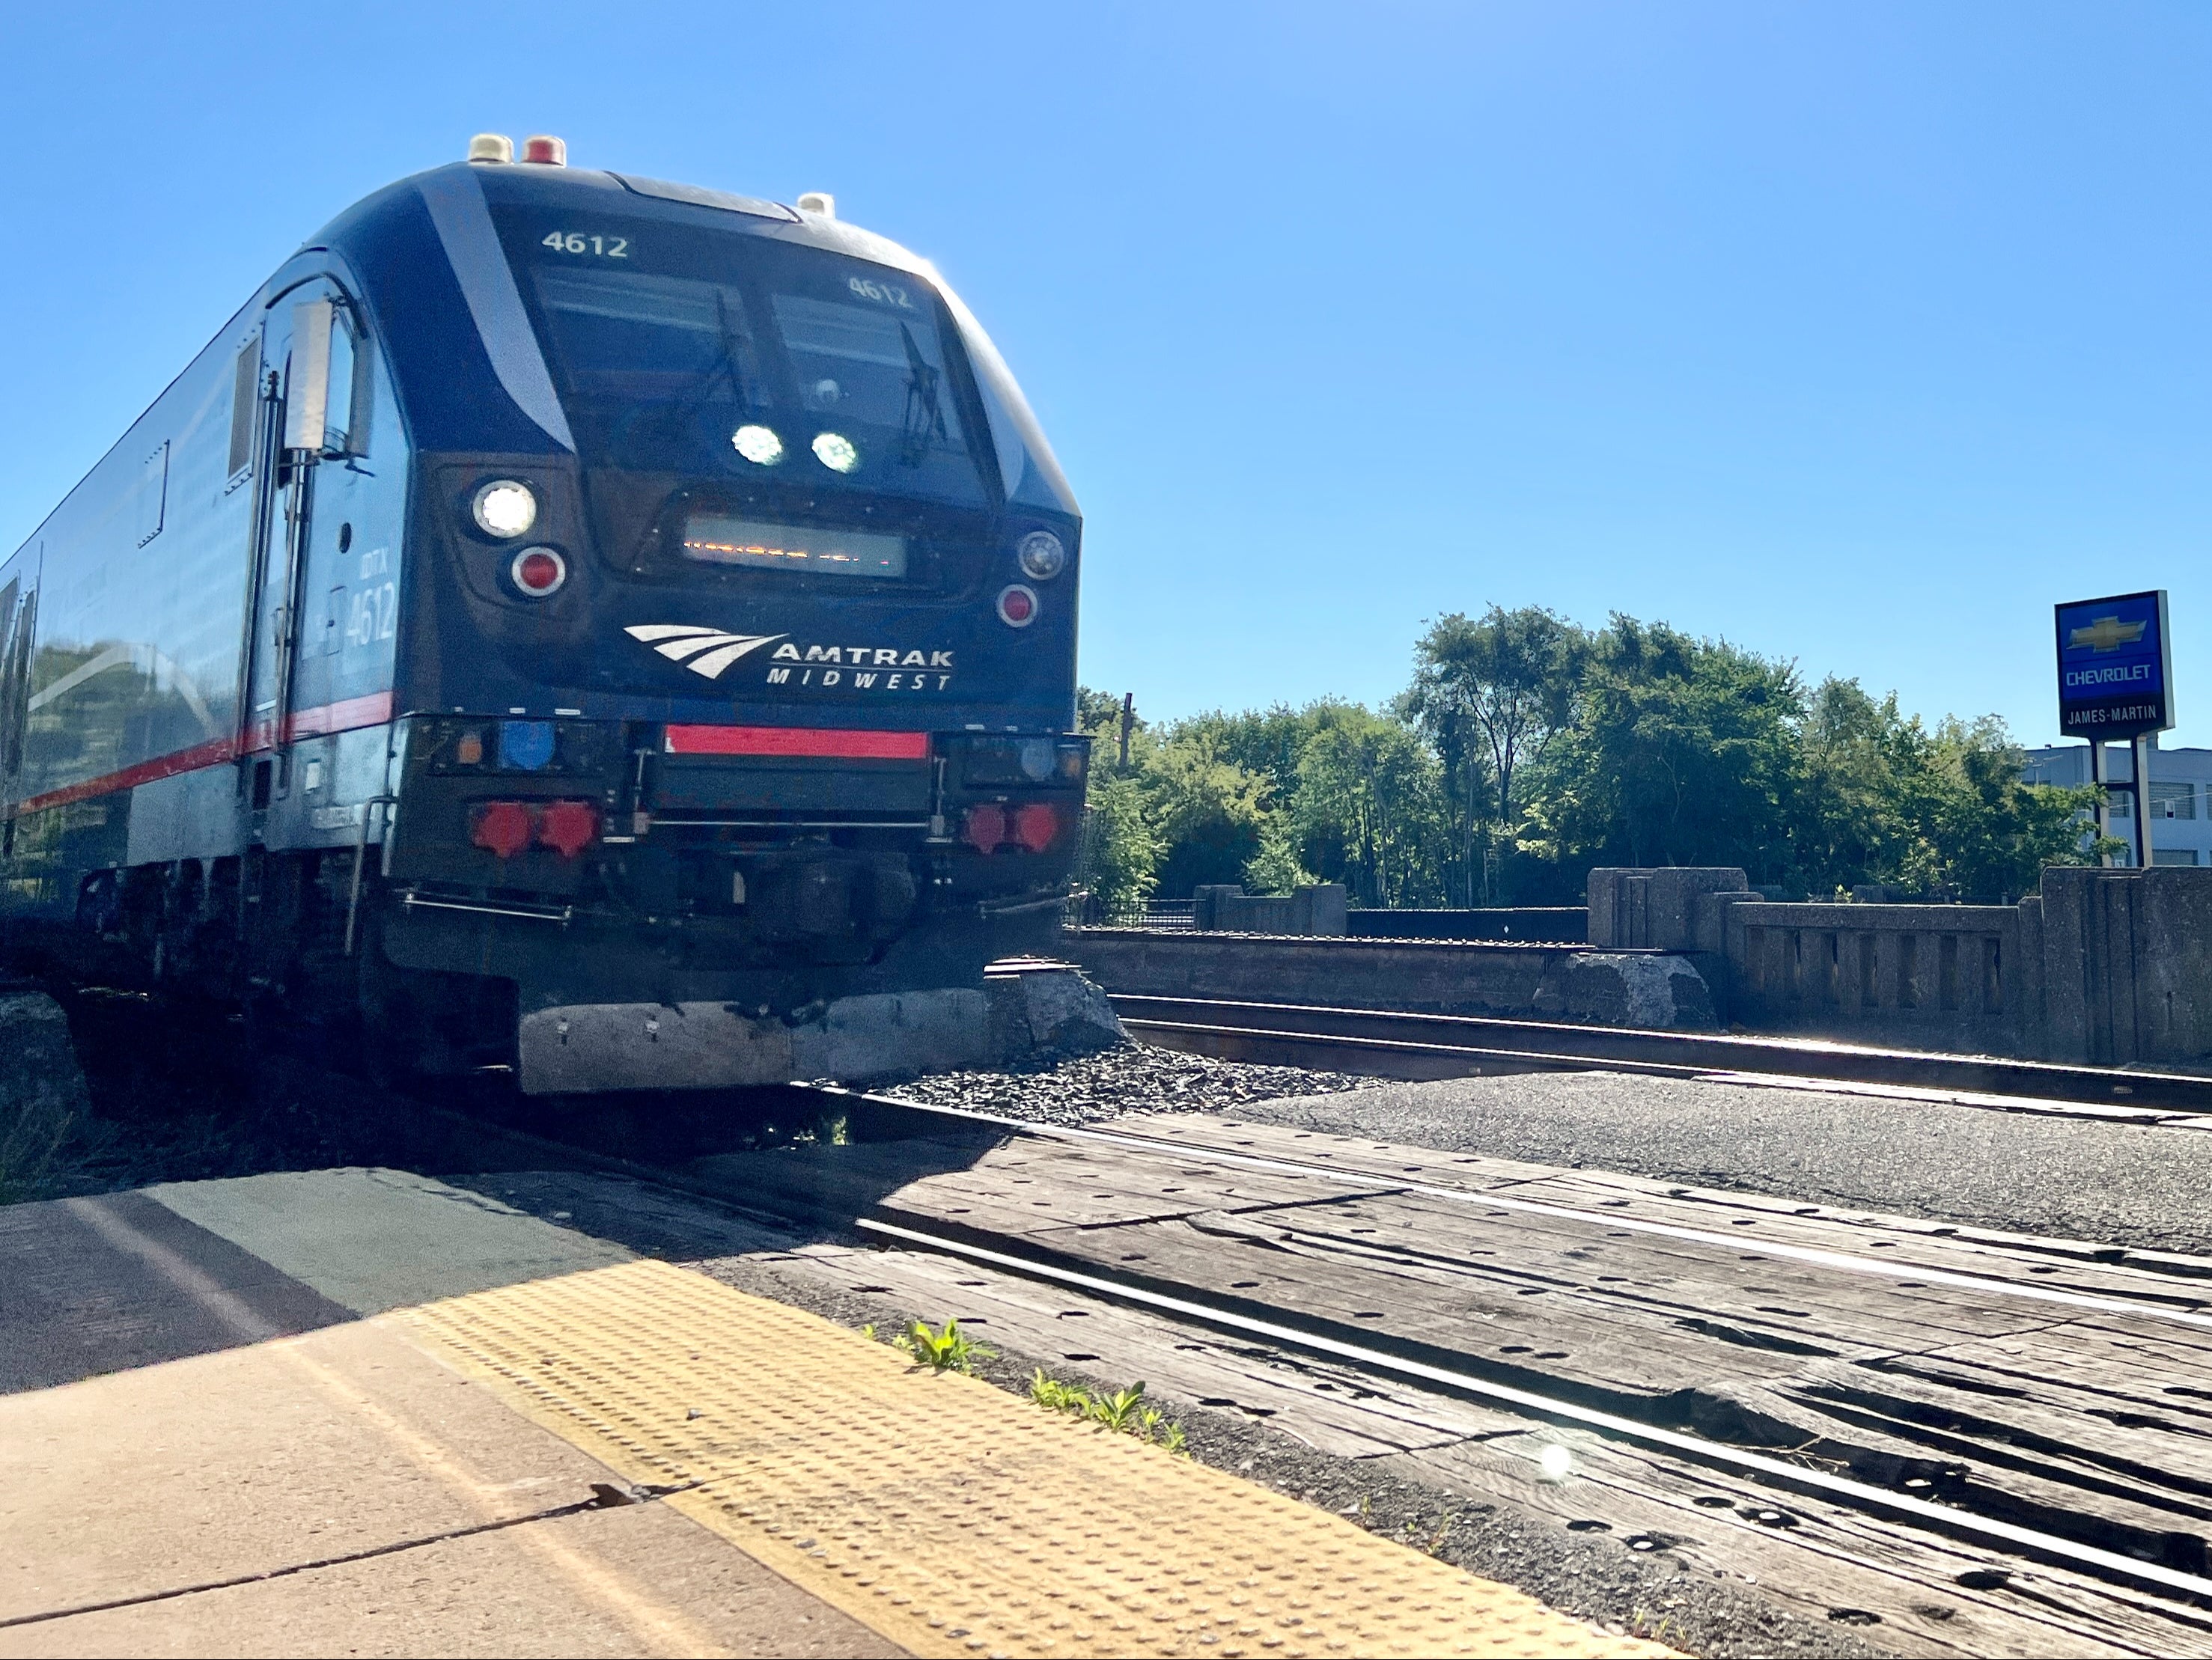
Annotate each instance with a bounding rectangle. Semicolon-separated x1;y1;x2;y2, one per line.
344;794;399;956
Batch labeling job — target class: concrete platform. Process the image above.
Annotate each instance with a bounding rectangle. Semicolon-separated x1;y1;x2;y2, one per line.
1;1179;894;1660
1;1168;1660;1659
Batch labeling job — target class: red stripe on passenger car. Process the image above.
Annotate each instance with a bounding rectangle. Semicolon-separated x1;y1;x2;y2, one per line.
10;691;396;817
664;724;931;760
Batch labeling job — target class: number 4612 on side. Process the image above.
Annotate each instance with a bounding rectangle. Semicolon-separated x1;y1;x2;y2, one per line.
543;231;629;258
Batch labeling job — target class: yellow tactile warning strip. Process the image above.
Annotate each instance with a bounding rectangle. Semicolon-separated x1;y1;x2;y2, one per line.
397;1260;1671;1659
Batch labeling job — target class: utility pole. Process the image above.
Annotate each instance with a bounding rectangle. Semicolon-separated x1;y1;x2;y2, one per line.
1118;692;1134;772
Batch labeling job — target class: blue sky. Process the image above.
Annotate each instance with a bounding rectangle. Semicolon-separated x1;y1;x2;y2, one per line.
4;2;2209;746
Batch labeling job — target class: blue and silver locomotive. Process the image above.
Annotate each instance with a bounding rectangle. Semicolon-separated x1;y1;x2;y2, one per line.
0;133;1087;1091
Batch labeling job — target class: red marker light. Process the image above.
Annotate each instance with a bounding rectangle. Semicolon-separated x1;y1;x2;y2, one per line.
963;803;1008;852
537;799;600;858
996;584;1037;627
469;800;534;859
1013;802;1059;853
520;135;567;165
511;546;567;597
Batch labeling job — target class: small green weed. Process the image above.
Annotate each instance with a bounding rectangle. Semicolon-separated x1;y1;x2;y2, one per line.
1028;1370;1188;1454
892;1318;995;1374
1627;1607;1681;1647
1088;1383;1149;1432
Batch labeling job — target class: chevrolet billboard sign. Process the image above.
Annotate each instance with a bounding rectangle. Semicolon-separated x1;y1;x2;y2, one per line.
2055;589;2172;737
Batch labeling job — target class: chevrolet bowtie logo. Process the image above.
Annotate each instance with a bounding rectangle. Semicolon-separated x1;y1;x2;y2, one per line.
624;625;787;679
2070;615;2146;653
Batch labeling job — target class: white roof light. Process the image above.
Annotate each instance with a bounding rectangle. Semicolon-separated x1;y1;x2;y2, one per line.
468;133;514;164
796;192;836;219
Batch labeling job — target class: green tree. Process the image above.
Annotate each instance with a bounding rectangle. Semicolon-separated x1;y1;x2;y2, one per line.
1792;677;1919;894
1073;686;1159;915
1289;706;1450;906
1523;616;1802;879
1142;735;1276;898
1078;766;1162;915
1242;817;1318;894
1793;680;2109;900
1403;606;1583;902
1891;715;2106;900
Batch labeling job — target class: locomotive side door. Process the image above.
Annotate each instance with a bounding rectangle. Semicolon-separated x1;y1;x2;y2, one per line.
239;286;352;826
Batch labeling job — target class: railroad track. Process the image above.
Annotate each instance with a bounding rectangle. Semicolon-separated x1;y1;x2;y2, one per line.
1110;992;2212;1115
447;1076;2212;1656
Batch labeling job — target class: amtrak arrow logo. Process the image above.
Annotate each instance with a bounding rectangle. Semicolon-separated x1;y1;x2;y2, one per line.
624;625;787;680
2069;615;2148;653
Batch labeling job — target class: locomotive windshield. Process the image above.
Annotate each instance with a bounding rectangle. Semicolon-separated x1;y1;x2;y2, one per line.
497;211;996;526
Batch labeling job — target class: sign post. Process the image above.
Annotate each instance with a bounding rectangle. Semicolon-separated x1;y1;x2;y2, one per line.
2055;591;2174;867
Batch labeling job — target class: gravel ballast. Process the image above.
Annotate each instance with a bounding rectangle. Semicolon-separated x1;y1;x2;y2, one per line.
881;1040;1368;1126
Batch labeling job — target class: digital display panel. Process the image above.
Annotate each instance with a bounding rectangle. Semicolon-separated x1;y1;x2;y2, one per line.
2055;589;2173;736
679;514;907;580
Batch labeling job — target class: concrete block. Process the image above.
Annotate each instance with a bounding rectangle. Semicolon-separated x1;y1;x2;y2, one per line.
1300;884;1349;936
987;965;1125;1056
1194;884;1348;936
792;990;998;1081
1541;953;1717;1029
1588;868;1749;950
517;989;995;1093
1066;933;1717;1029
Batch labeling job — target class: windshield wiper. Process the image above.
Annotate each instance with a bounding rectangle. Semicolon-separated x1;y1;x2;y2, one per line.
627;290;758;450
898;322;946;466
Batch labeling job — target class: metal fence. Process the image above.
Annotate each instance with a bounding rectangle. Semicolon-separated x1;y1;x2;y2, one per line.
1079;897;1196;930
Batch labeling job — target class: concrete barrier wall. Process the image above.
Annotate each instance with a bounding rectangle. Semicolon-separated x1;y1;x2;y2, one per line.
1062;930;1718;1030
2037;867;2212;1066
1585;864;2212;1064
1722;900;2025;1054
1344;908;1588;942
1191;885;1348;936
1080;866;2212;1062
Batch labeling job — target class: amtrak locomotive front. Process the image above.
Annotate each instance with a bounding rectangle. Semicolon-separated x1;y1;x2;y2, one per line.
0;133;1088;1090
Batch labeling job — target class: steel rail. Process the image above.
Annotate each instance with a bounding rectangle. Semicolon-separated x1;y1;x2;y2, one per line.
1110;992;2212;1113
856;1213;2212;1613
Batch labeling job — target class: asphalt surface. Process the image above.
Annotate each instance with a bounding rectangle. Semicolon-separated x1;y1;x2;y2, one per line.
1216;1069;2212;1256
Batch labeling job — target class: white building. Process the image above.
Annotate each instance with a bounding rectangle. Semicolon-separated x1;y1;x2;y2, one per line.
2022;740;2212;866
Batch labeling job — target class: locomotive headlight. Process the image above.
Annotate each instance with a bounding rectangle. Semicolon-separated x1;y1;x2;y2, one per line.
472;479;538;539
1017;529;1067;582
731;424;784;466
811;431;860;473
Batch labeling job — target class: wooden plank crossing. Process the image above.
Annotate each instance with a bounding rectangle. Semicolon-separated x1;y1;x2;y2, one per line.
755;1111;2212;1605
1112;1112;2212;1306
685;1170;2212;1657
